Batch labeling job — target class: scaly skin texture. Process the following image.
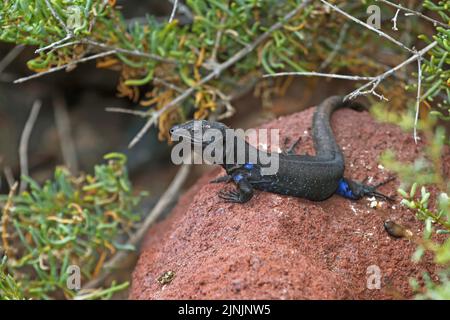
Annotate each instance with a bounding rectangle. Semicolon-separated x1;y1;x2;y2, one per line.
171;96;393;203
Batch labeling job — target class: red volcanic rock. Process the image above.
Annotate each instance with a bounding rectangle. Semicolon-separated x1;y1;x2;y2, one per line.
130;107;449;300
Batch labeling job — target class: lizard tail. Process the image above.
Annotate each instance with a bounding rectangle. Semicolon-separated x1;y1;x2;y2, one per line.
312;96;364;160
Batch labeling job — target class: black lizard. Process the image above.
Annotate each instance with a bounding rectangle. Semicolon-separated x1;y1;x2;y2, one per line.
170;95;394;204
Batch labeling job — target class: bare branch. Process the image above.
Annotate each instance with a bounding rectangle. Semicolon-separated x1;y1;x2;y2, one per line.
319;0;414;53
35;34;73;54
153;76;184;93
263;71;376;81
392;8;400;31
168;0;179;23
129;114;159;148
89;0;111;32
82;164;190;290
377;0;449;29
215;88;236;120
82;39;178;64
172;0;193;21
3;167;15;191
348;78;388;101
14;50;116;84
48;40;82;52
345;41;437;101
105;107;149;118
414;56;422;143
38;38;179;64
128;0;313;148
53;93;79;174
44;0;71;34
19;100;42;193
2;182;18;257
205;15;227;71
319;23;349;70
0;45;25;75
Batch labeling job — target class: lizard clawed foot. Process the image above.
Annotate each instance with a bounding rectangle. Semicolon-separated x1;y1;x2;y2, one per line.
362;186;395;202
342;176;396;202
218;189;243;203
218;189;252;203
364;176;396;202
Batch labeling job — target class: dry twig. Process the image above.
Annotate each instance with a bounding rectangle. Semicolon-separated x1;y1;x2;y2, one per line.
53;93;79;174
345;41;437;101
414;56;422;143
19;100;42;193
14;50;116;84
105;107;149;118
263;72;376;81
319;0;413;53
3;167;15;191
168;0;179;23
377;0;449;28
0;45;25;75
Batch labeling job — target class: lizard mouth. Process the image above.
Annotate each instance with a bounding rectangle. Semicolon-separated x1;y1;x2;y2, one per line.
170;128;204;145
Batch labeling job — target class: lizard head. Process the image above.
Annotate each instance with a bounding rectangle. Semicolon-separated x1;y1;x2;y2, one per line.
170;120;229;149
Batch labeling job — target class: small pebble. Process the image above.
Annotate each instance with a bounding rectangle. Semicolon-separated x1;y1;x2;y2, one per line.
384;220;413;239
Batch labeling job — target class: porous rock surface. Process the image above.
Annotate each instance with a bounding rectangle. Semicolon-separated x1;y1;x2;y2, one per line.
130;107;449;299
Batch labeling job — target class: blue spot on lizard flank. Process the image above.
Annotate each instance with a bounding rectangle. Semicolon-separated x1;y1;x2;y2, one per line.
243;163;254;170
336;178;355;199
233;174;244;182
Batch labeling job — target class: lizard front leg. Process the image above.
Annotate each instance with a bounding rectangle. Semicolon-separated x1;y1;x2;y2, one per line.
210;175;232;183
283;136;302;155
336;177;395;201
218;174;254;203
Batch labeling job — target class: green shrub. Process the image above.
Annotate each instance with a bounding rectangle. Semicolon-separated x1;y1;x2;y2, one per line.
0;153;145;299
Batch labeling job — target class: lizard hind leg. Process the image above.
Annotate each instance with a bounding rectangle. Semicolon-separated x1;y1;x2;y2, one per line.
347;100;367;112
336;177;395;202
